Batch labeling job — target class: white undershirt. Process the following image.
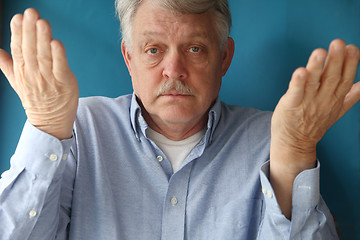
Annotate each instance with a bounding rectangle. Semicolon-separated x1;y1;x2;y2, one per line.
146;127;206;172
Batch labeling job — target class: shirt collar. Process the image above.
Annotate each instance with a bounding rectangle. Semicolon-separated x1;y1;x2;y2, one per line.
206;97;222;145
130;93;142;141
130;93;222;145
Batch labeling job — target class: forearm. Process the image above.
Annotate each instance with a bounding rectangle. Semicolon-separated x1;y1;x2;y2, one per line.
269;142;317;219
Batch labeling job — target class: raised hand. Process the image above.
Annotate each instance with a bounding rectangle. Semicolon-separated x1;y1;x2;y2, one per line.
0;8;79;140
270;39;360;218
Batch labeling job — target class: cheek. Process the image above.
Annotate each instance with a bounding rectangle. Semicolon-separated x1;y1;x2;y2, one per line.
131;68;160;101
192;66;222;93
132;77;151;99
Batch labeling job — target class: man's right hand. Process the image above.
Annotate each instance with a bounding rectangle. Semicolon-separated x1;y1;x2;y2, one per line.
0;8;79;140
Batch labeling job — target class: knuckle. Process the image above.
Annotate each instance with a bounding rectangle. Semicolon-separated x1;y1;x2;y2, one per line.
341;76;354;87
10;41;21;52
37;52;52;65
323;74;341;83
22;45;37;56
38;65;53;79
10;44;24;61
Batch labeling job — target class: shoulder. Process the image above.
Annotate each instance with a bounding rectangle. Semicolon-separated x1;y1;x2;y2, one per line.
76;94;132;119
73;94;135;143
78;94;132;111
213;101;272;148
220;101;272;131
74;94;134;134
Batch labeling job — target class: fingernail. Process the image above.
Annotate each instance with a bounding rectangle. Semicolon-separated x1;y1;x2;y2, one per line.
297;70;306;79
12;15;22;26
347;46;358;57
333;43;344;53
24;9;36;21
37;21;46;33
315;53;326;62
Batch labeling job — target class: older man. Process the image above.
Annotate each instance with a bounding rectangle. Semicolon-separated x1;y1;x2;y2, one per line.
0;0;359;239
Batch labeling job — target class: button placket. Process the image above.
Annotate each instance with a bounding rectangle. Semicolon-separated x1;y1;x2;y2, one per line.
161;164;193;240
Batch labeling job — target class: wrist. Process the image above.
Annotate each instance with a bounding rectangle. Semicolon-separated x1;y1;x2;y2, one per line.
270;138;317;176
28;114;75;140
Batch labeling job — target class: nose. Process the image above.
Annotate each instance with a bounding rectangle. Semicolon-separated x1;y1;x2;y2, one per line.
162;50;188;80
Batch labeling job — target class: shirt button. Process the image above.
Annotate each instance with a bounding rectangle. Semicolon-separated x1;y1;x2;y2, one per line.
262;187;267;195
29;209;37;218
266;189;273;199
49;154;58;162
157;155;163;162
62;153;68;160
171;197;178;206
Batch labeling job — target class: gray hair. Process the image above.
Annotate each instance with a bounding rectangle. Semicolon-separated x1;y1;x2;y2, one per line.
115;0;232;51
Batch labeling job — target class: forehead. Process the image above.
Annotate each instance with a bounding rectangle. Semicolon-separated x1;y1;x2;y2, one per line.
132;0;217;41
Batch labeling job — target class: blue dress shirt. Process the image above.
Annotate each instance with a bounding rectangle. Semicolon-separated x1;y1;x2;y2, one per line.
0;94;338;239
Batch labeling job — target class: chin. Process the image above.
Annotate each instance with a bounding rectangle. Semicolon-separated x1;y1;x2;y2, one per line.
160;108;199;124
162;113;193;123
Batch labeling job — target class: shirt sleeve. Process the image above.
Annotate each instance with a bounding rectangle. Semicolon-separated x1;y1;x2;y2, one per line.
0;121;74;240
257;160;339;240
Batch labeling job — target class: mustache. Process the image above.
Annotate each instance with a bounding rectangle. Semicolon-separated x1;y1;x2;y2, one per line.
156;80;193;96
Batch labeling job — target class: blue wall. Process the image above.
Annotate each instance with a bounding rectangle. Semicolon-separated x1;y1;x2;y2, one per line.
1;0;359;239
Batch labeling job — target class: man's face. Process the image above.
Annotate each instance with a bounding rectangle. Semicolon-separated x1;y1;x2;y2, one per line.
122;0;233;138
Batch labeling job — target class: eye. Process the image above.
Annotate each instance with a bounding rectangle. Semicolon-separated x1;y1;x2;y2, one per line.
146;48;159;55
189;46;201;53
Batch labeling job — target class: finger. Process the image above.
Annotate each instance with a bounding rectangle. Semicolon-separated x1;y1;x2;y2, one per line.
36;19;53;79
10;14;24;65
305;48;327;99
318;39;346;96
51;40;72;81
22;8;40;69
338;81;360;119
283;67;308;108
0;49;15;84
335;45;360;99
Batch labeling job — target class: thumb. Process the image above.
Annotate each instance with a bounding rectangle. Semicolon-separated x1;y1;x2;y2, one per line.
0;49;15;84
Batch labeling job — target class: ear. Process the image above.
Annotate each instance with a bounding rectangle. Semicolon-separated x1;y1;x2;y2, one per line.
121;39;132;76
221;37;235;76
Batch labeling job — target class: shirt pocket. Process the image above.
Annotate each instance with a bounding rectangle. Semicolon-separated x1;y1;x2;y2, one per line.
186;198;264;240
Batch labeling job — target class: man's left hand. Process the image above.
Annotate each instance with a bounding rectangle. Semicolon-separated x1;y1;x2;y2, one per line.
269;39;360;219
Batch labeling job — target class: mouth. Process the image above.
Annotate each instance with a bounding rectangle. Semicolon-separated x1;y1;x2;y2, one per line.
162;93;191;97
156;80;193;97
160;90;192;97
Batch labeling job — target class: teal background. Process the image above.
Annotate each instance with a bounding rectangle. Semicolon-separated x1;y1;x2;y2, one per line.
0;0;359;239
